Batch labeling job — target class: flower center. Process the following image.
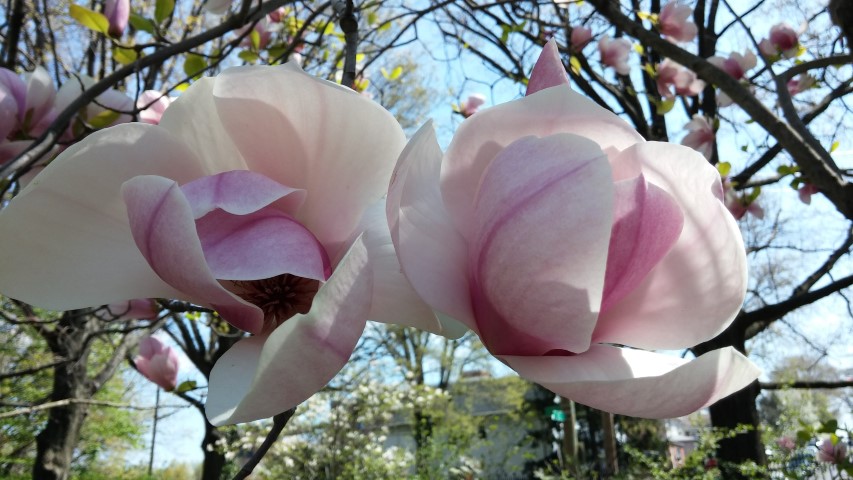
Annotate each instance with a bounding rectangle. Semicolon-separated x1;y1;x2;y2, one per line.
233;274;320;334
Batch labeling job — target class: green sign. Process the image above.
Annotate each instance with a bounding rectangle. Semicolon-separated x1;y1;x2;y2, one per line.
544;406;566;422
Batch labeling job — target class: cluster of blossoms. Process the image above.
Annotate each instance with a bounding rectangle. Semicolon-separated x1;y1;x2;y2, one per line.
0;65;172;180
0;33;761;426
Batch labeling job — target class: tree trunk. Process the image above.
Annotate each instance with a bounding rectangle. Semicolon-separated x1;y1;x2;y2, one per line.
693;323;766;478
600;411;618;477
708;380;765;478
200;421;227;480
32;313;92;480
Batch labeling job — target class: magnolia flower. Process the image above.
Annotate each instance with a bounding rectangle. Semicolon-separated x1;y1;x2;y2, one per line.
681;115;715;159
0;63;452;425
0;66;57;138
708;50;756;81
136;90;172;125
105;299;159;320
817;438;848;464
787;74;816;96
656;59;704;99
759;23;801;58
776;436;796;452
387;40;759;419
55;73;133;127
459;94;486;117
570;26;593;52
598;35;632;75
104;0;130;37
135;336;179;391
724;181;764;220
798;182;819;204
659;2;698;42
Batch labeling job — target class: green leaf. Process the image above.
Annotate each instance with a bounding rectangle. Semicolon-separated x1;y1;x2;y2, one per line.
112;46;138;65
716;162;731;178
154;0;174;25
87;110;120;129
378;21;391;32
819;419;838;433
69;4;110;35
128;12;155;34
830;140;840;153
381;65;403;81
570;56;582;75
250;29;261;50
796;429;812;443
657;97;675;114
183;54;206;78
238;50;259;63
175;380;197;394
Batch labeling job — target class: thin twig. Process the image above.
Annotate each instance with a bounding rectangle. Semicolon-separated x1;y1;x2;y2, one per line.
232;408;297;480
334;0;358;88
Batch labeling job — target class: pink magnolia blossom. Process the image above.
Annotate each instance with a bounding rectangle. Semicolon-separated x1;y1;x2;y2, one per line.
104;0;130;37
681;115;715;159
136;90;172;125
269;6;287;23
0;63;454;425
239;16;275;50
659;2;698;42
105;299;159;320
760;23;801;58
798;182;819;204
0;66;57;138
459;94;486;117
656;59;704;99
598;35;632;75
776;436;796;452
708;50;756;81
386;41;759;419
787;74;816;96
55;73;133;127
817;438;848;464
724;181;764;220
570;26;593;52
134;336;179;391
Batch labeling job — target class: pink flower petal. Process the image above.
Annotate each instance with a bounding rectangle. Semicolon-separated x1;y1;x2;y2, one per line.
387;123;477;333
194;207;330;281
526;39;569;96
601;175;684;314
212;63;407;259
0;124;209;310
592;142;747;349
180;170;305;219
121;175;265;334
356;200;450;336
106;299;159;320
501;346;760;418
441;83;642;237
157;77;248;175
0;84;18;140
471;134;613;355
206;238;372;425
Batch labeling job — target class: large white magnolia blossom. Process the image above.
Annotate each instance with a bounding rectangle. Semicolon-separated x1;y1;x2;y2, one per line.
0;63;454;425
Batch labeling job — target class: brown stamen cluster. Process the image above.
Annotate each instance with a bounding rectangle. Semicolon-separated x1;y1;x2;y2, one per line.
234;274;320;334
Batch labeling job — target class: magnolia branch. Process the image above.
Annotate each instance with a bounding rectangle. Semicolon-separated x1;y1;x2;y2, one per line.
761;380;853;390
587;0;853;220
232;408;296;480
0;0;295;180
0;398;186;420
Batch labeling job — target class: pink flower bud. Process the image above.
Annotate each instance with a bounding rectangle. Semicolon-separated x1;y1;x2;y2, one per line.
598;35;632;75
104;0;130;37
681;115;715;160
136;90;172;125
656;59;704;98
787;75;816;96
459;94;486;117
570;26;593;52
134;336;179;391
659;2;698;42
